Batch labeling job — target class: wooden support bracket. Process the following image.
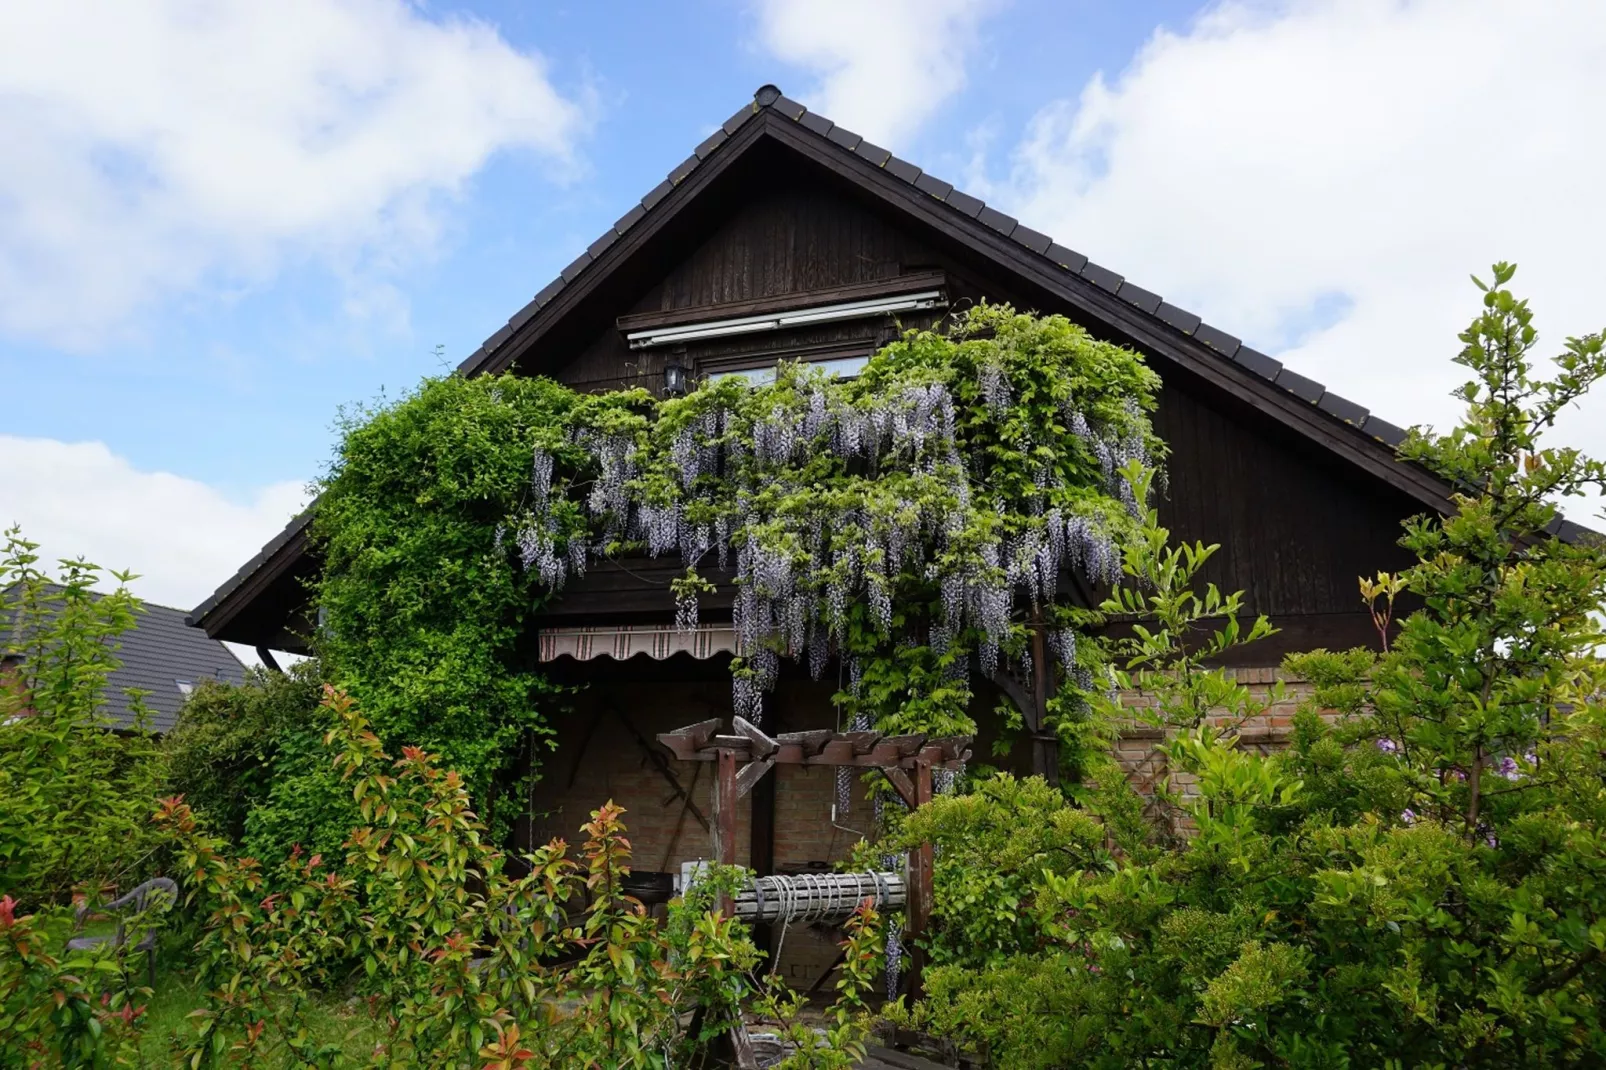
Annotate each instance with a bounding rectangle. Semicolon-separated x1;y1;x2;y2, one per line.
735;757;775;798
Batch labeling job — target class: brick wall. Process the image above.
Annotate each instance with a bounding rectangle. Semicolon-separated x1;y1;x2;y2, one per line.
522;661;1312;989
1111;666;1316;829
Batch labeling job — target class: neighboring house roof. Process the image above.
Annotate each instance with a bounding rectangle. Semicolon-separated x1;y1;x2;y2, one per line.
189;83;1596;640
3;588;246;734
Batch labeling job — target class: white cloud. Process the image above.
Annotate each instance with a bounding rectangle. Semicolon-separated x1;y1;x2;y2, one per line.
0;1;586;346
753;0;1000;148
0;435;306;622
1000;0;1606;523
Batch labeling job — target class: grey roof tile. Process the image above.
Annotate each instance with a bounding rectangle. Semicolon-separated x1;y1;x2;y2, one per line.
977;205;1018;237
1318;392;1369;426
1360;415;1408;447
587;229;620;260
532;277;565;308
483;323;514;352
755;84;784;107
722;105;756;134
1192;322;1241;357
883;155;922;184
1046;243;1088;272
1234;346;1283;380
826;125;862;151
559;251;593;283
1275;367;1325;404
507;298;541;332
798;111;833;136
641;179;675;211
913;173;953;199
667;155;699;184
1117;282;1163;315
1155;302;1202;335
855;139;891;167
1011;224;1053;255
772;94;806;121
694;128;727;159
944;189;984;218
1080;262;1123;293
613;203;647;233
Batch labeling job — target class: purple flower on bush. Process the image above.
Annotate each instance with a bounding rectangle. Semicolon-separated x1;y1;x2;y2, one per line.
1496;756;1521;780
1375;738;1398;754
1400;808;1417;825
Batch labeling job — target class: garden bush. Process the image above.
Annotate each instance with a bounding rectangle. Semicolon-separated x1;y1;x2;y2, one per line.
891;266;1606;1067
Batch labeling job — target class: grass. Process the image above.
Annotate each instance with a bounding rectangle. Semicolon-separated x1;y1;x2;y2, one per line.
129;952;385;1067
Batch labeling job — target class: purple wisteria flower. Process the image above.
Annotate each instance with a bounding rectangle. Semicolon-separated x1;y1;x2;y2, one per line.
1496;756;1521;780
1375;738;1398;754
1400;808;1418;825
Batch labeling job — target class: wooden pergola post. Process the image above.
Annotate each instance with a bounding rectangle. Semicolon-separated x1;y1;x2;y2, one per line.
660;717;969;1005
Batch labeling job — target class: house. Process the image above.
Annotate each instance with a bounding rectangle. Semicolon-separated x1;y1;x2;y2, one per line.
187;85;1591;986
3;591;246;734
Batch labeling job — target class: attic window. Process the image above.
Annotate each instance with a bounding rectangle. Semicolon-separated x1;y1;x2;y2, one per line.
717;353;870;386
175;679;194;696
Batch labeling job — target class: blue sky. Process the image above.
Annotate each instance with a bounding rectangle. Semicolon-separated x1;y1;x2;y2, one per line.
4;0;1605;612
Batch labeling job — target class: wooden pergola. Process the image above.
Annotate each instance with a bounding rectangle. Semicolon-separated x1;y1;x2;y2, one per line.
658;716;971;999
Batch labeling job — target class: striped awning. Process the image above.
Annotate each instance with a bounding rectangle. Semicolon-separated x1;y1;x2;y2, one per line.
538;624;740;663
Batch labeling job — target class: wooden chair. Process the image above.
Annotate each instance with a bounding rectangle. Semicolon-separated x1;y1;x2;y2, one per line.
66;877;177;989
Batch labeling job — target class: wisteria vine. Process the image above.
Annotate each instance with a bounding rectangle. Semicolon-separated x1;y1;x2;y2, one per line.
500;304;1161;737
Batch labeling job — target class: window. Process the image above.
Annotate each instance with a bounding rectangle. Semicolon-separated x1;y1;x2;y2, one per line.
175;679;194;696
715;352;870;386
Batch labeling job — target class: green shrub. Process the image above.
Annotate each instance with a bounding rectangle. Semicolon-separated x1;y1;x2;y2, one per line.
165;659;356;860
897;266;1606;1067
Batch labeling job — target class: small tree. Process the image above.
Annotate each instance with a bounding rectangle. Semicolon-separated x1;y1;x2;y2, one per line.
0;527;167;906
895;266;1606;1067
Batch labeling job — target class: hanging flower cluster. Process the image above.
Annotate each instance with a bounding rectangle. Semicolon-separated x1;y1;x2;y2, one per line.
497;304;1161;733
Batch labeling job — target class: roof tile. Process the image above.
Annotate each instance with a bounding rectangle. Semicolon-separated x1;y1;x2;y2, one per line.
827;125;862;151
1117;282;1163;315
559;251;593;283
1191;322;1241;357
1046;243;1088;272
1359;415;1408;447
640;179;675;211
914;173;954;199
1318;391;1369;426
613;203;647;233
1275;367;1325;404
977;205;1018;237
773;95;807;121
483;324;514;352
1233;346;1283;379
1155;302;1202;335
532;277;565;308
694;128;727;159
855;139;891;166
1011;223;1053;255
1079;262;1123;293
587;229;619;260
507;299;541;332
944;189;985;218
798;111;834;136
883;155;922;183
667;155;699;184
722;105;755;135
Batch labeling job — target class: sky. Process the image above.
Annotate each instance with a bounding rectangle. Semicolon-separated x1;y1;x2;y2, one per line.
4;0;1606;631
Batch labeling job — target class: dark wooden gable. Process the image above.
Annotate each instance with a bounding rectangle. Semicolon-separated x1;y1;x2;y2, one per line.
195;85;1531;658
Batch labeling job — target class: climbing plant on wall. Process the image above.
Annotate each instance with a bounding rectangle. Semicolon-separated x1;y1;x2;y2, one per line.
313;304;1162;825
